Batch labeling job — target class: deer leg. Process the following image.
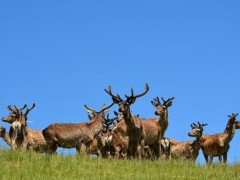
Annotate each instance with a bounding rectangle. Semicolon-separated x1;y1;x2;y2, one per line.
158;134;163;159
223;153;227;163
145;146;153;160
218;155;222;163
140;140;145;159
209;156;214;164
114;146;121;159
203;153;208;163
137;144;142;160
51;144;57;154
127;145;132;159
76;142;83;156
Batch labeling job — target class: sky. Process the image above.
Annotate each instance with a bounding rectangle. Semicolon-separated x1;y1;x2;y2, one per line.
0;1;240;164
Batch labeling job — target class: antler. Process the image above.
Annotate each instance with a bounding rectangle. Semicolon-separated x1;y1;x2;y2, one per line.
191;123;198;129
126;83;149;99
12;104;27;114
7;105;17;112
161;97;175;107
101;102;115;113
84;102;114;114
104;86;123;103
125;83;149;104
84;104;96;114
151;96;161;107
25;103;35;116
104;113;118;126
134;83;149;98
191;122;208;129
228;113;239;119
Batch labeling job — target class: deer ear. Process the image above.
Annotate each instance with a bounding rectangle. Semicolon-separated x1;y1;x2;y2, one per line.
202;123;208;126
102;107;110;115
86;109;95;114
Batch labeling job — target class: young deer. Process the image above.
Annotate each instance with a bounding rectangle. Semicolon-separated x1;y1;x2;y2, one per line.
149;96;174;158
96;111;129;159
167;122;207;162
200;113;240;164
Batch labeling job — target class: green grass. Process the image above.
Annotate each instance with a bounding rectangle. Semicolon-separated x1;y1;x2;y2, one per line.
0;149;240;180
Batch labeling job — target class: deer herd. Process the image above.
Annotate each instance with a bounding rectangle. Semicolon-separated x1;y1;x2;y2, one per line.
1;84;240;164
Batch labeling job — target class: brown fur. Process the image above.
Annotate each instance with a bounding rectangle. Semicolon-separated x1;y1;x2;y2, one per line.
95;113;129;159
42;103;114;154
170;140;200;161
0;126;11;147
2;104;49;152
9;121;49;152
168;123;207;162
199;113;240;163
137;96;174;159
104;84;149;159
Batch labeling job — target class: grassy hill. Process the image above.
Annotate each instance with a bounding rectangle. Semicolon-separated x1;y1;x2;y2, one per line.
0;149;239;179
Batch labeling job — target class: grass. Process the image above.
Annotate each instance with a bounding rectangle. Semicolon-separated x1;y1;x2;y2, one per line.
0;149;240;180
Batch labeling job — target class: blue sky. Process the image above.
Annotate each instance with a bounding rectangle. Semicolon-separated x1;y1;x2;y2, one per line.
0;1;240;163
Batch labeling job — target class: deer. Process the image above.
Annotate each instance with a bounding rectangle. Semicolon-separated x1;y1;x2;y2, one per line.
146;96;174;158
42;102;114;155
167;122;208;162
0;126;12;148
2;103;50;152
86;113;118;158
96;111;129;159
151;96;174;138
199;113;240;164
104;84;149;159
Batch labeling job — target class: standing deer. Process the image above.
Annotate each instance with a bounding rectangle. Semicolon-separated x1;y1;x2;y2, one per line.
104;84;149;159
151;96;174;138
96;112;129;159
87;113;118;158
2;103;49;152
146;96;174;158
168;122;207;162
42;102;114;155
200;113;240;164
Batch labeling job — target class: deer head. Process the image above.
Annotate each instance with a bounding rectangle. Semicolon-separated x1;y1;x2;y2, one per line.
102;113;118;133
2;104;27;123
235;121;240;129
188;122;208;137
2;103;35;126
104;83;149;114
228;113;238;122
114;111;124;122
227;113;240;131
151;96;174;117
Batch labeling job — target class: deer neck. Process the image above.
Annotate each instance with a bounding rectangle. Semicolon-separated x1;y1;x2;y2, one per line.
158;109;168;135
122;108;136;129
223;120;236;142
89;116;104;137
18;115;27;126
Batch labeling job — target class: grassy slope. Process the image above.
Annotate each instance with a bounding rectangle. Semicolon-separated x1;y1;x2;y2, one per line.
0;149;239;180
